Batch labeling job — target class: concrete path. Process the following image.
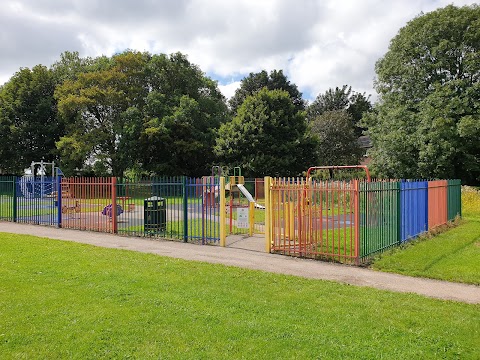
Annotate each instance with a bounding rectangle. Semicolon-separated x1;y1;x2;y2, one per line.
1;222;479;304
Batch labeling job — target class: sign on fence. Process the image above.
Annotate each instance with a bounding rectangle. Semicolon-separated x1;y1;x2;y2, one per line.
237;207;249;228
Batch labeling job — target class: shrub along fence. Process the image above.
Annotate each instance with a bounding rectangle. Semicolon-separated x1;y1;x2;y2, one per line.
266;178;461;264
0;175;225;245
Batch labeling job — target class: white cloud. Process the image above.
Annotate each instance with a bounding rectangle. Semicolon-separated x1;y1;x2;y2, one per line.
218;81;242;101
0;0;477;102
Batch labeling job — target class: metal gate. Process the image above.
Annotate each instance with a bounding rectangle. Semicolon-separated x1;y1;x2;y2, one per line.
269;177;359;263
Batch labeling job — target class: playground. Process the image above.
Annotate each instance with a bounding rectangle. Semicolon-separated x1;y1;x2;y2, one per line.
0;164;462;264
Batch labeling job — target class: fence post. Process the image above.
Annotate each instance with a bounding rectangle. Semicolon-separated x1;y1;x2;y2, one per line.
458;180;462;218
220;177;226;247
354;179;360;264
425;181;429;230
249;201;255;237
111;177;118;234
13;177;17;222
397;181;401;245
57;176;62;228
183;177;188;242
264;176;272;253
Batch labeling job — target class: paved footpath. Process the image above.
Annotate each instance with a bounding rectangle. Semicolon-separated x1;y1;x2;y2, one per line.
1;222;479;304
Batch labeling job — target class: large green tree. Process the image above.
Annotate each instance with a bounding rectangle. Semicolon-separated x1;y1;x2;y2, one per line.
365;5;480;184
140;53;227;176
55;51;150;176
55;51;227;177
0;65;62;173
229;70;305;113
215;88;316;177
307;85;371;136
309;110;363;167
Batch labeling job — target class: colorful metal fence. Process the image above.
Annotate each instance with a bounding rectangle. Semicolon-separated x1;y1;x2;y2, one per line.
60;177;115;232
266;177;462;263
62;176;222;244
16;176;59;226
428;180;448;230
400;180;428;242
185;176;221;244
0;175;224;245
116;176;184;239
359;181;399;259
0;174;462;262
447;179;462;221
270;178;358;262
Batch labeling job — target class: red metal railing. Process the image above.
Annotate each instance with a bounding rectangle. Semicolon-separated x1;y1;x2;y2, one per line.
61;177;115;233
428;180;448;229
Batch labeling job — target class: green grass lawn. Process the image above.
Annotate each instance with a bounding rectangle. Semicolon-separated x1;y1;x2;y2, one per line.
121;219;250;240
371;188;480;285
120;219;221;242
0;196;15;219
0;233;479;359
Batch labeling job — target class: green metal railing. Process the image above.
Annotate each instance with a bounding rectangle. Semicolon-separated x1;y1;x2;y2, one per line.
447;179;462;221
114;176;221;244
359;181;400;259
0;176;16;222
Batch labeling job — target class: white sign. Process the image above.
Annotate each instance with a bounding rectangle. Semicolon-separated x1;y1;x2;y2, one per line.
237;207;249;229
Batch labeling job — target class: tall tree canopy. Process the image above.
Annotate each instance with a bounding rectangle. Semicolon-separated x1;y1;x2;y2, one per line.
307;85;372;136
55;51;150;176
365;5;480;184
139;53;227;176
309;110;363;167
0;65;61;173
51;51;112;84
55;51;227;177
229;70;305;113
215;88;316;177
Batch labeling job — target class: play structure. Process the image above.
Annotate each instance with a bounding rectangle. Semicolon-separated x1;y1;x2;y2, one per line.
222;167;265;235
19;161;62;199
11;161;65;226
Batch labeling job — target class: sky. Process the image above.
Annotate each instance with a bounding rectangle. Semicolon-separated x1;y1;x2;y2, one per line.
0;0;477;102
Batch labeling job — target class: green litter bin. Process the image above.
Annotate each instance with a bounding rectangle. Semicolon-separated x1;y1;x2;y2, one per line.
144;196;166;233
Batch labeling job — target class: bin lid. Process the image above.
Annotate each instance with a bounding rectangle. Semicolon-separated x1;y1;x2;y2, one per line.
145;196;164;200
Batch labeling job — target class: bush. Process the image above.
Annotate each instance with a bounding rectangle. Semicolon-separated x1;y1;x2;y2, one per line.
461;186;480;216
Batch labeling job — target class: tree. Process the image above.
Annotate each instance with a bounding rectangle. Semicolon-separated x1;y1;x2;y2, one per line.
55;51;150;176
50;52;113;86
139;53;227;176
229;70;305;113
309;110;363;167
0;65;62;173
215;88;316;177
307;85;372;136
55;51;227;177
141;94;225;176
365;4;480;184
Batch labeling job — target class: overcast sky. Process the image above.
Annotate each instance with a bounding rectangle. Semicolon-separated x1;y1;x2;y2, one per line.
0;0;477;102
